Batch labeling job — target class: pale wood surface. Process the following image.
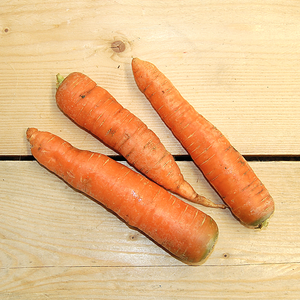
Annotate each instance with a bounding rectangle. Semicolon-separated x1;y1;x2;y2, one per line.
1;0;300;299
0;0;299;155
1;161;300;299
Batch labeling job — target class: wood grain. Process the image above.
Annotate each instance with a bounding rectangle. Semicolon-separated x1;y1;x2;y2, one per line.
1;264;300;299
1;161;300;298
0;1;299;155
1;1;300;299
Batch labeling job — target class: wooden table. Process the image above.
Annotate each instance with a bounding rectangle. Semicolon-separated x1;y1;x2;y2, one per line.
1;1;299;299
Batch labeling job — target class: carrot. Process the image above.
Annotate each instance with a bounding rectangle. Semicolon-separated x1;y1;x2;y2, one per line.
131;58;275;229
26;128;218;263
55;72;225;209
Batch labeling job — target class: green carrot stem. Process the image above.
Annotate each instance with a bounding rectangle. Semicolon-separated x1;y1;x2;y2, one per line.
56;74;65;89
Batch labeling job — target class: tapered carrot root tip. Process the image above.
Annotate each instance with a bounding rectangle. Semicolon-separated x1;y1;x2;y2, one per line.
176;180;225;209
26;128;38;142
193;194;227;209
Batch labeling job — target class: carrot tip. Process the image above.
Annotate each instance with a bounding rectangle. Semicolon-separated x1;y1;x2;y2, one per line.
26;128;38;141
194;195;227;209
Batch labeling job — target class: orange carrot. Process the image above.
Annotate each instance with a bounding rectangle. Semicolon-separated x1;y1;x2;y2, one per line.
26;128;218;263
132;58;275;229
55;72;225;209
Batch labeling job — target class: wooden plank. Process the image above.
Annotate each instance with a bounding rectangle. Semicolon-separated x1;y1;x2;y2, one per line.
1;161;300;298
1;264;300;299
1;1;299;155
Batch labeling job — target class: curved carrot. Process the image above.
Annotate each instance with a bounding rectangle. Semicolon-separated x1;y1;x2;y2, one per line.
26;128;218;263
131;58;275;229
55;72;225;209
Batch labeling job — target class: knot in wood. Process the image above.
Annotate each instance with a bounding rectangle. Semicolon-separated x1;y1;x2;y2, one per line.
111;40;126;53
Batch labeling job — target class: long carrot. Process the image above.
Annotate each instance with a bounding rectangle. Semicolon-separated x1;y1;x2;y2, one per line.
55;72;225;209
131;58;275;229
26;128;218;263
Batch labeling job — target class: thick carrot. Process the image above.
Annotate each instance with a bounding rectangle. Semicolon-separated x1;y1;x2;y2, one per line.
26;128;218;263
55;72;225;209
132;58;275;229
